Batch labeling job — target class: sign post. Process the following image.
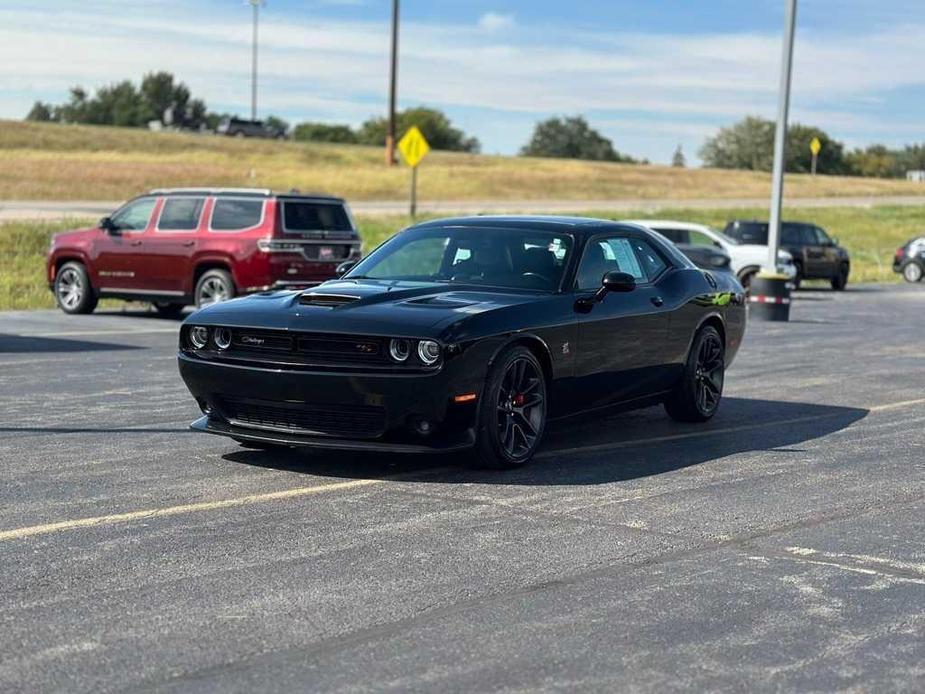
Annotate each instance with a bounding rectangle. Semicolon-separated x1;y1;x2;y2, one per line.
398;126;430;219
810;136;821;176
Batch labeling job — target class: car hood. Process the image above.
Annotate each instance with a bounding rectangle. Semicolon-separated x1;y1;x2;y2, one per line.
51;226;100;244
188;279;548;337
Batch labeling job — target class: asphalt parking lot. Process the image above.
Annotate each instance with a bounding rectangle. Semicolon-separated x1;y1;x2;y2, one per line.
1;285;923;692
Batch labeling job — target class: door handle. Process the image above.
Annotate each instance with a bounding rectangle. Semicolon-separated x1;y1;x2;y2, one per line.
182;240;195;247
129;240;142;247
651;296;664;308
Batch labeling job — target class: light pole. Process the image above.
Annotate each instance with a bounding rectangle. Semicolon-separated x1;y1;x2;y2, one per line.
248;0;265;121
766;0;798;274
385;0;399;166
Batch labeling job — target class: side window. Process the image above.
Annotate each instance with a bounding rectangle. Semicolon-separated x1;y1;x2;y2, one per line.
210;199;265;231
110;198;156;232
781;225;802;245
630;239;668;282
799;225;818;245
688;230;715;247
576;237;645;290
658;228;689;244
157;197;205;232
813;227;832;245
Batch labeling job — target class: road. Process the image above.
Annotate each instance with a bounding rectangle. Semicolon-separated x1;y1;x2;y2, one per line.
1;286;923;692
3;194;925;221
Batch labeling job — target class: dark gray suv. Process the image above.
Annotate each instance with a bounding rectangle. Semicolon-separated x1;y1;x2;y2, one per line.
724;220;851;290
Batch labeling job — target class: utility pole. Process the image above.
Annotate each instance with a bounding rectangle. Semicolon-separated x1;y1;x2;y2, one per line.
766;0;798;274
386;0;400;166
248;0;265;121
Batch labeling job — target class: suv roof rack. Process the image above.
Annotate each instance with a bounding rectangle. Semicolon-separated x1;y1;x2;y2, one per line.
148;187;273;197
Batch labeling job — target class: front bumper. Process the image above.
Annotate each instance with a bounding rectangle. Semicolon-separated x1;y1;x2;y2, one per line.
178;353;482;452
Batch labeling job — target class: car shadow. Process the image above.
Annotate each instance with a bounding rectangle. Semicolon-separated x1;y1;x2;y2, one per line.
220;397;868;486
0;334;144;354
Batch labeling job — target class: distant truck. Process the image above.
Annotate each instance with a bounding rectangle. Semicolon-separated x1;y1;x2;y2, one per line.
216;117;286;140
47;188;361;316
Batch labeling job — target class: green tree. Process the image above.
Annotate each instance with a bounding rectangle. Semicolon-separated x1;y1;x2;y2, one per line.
700;116;848;174
845;145;899;178
520;116;638;163
672;144;686;167
139;71;190;124
357;107;480;152
26;101;55;122
293;122;358;144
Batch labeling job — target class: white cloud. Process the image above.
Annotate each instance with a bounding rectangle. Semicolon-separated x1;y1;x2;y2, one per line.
478;12;515;32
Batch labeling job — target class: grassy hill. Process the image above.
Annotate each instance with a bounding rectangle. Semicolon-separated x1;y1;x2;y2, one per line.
3;120;925;202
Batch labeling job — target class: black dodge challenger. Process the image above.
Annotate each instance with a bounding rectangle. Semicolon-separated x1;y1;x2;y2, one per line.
178;216;746;468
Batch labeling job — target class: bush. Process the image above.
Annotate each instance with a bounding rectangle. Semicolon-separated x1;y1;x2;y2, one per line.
520;116;639;163
293;122;358;144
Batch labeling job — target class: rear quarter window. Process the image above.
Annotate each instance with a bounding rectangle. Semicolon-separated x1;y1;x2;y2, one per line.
210;199;266;231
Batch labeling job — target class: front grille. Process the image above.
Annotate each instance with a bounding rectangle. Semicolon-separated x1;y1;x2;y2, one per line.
219;328;388;365
217;396;386;439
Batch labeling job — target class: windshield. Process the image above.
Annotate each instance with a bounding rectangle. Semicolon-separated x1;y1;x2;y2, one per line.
346;225;574;292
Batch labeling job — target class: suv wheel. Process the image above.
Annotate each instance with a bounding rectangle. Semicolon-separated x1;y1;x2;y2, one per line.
195;269;236;308
55;261;98;315
473;346;547;469
831;263;849;291
665;325;725;423
902;261;923;283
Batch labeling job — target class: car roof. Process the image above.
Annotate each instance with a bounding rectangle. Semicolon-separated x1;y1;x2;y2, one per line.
146;187;344;202
626;220;717;234
410;215;650;237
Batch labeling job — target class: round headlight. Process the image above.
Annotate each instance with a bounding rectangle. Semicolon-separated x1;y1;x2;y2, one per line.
214;327;233;350
189;326;209;349
417;340;441;365
389;338;411;362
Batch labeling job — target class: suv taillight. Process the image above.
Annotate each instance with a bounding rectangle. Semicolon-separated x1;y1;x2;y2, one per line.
257;239;305;253
896;247;906;259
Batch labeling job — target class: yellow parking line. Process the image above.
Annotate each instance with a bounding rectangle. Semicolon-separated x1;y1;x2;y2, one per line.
869;398;925;413
0;479;380;542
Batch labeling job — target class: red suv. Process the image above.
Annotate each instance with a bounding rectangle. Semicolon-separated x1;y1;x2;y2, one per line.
47;188;362;316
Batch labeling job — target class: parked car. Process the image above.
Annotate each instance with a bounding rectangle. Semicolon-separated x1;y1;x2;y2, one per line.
178;217;746;469
216;117;286;139
631;220;796;288
893;237;925;283
723;220;850;290
47;188;361;316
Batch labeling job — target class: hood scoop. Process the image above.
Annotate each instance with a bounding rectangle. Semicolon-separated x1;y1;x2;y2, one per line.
298;292;361;308
405;295;478;309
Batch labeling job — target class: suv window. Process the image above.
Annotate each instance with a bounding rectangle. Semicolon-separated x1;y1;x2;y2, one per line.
110;198;156;232
725;222;768;245
781;225;802;245
282;201;352;233
158;197;205;231
210;198;265;231
813;226;832;245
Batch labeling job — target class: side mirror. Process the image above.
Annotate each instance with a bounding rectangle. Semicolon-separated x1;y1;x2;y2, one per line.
335;260;357;278
99;217;118;234
594;271;636;302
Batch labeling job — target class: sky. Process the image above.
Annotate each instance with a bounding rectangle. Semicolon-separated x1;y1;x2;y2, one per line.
0;0;923;163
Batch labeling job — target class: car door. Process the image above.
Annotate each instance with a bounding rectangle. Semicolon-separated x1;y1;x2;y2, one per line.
92;196;158;291
780;224;806;274
813;226;839;277
145;196;207;293
799;224;827;278
574;234;673;412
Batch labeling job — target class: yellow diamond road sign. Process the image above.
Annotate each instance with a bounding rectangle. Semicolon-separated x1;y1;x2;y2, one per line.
810;137;822;156
398;126;430;168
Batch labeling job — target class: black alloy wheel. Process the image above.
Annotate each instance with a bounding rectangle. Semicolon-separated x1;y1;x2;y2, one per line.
665;325;725;422
475;346;547;469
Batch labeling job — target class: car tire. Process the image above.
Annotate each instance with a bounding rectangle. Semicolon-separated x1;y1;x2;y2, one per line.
472;346;547;470
831;263;849;291
54;261;98;315
902;261;923;283
791;262;803;290
153;302;185;318
665;325;725;423
738;268;758;290
195;269;236;308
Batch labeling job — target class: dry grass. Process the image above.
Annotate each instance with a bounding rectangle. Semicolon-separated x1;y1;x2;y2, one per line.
4;120;925;202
